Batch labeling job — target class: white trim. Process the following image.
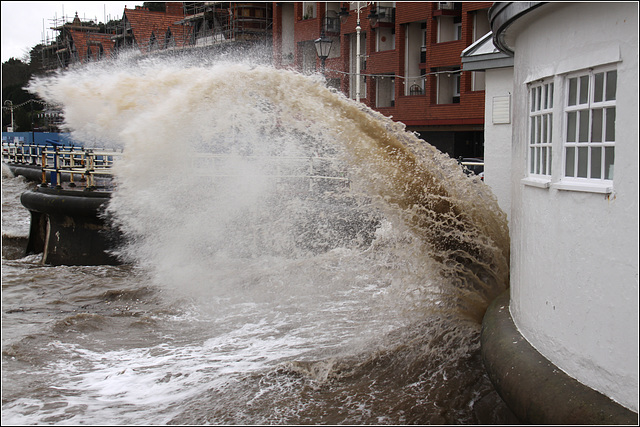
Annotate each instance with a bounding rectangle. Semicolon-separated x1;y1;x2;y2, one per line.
561;66;617;182
551;181;613;194
521;177;550;189
527;80;554;178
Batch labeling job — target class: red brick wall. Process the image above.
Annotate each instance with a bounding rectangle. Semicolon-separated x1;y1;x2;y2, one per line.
396;2;430;24
429;41;466;68
367;50;396;74
273;2;488;128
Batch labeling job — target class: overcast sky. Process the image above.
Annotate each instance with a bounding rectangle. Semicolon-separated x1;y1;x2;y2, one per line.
1;1;137;63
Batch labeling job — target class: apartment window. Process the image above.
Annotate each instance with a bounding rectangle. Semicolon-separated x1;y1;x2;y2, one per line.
436;68;460;104
471;71;485;91
528;80;554;177
454;22;462;41
301;2;316;20
437;15;462;43
376;75;395;108
453;73;461;102
564;67;616;181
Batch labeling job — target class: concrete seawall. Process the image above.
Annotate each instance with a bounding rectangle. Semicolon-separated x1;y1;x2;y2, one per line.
481;291;638;424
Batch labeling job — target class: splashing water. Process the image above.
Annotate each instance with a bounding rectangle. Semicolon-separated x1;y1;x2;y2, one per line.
15;52;511;424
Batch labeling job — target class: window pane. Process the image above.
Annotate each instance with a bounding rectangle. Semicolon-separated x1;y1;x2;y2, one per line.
565;147;575;177
577;146;588;177
605;147;614;179
536;115;541;144
594;72;604;102
606;70;617;101
542;147;547;175
579;110;589;142
536;86;541;111
579;75;589;104
530;117;536;144
530;88;536;112
605;107;616;141
536;147;541;174
548;83;554;108
530;147;535;173
567;112;576;142
591;108;603;142
544;84;549;109
568;78;577;106
542;114;548;143
548;147;552;175
591;147;602;179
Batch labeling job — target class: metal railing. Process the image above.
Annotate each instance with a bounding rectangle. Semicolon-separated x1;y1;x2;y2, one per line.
2;142;122;190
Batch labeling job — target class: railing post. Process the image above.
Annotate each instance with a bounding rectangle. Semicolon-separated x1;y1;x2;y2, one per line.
51;146;60;188
69;149;76;187
87;150;95;189
41;150;46;185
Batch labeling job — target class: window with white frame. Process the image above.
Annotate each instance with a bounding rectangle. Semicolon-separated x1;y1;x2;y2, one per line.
528;80;554;177
563;67;616;181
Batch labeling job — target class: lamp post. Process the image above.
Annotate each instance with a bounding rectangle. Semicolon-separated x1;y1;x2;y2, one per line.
355;3;363;102
314;30;333;77
4;100;14;132
339;3;369;102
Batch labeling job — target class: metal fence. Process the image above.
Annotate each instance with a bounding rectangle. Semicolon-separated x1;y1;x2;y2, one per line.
2;142;122;189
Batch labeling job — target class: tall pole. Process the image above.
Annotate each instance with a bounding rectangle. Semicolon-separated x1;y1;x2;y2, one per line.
4;100;14;132
355;2;362;103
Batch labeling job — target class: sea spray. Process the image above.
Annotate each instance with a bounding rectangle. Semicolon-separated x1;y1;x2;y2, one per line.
24;54;512;423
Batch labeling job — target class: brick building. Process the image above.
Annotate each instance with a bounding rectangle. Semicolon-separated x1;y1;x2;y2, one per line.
37;2;490;158
112;3;186;54
40;13;119;69
272;2;492;158
40;3;274;69
176;2;273;52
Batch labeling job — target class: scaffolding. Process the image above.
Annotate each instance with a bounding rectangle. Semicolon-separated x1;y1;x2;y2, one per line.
37;2;273;71
40;13;122;71
179;2;272;48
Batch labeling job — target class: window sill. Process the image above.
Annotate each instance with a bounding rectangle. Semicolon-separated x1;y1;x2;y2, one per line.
521;177;550;189
551;181;614;194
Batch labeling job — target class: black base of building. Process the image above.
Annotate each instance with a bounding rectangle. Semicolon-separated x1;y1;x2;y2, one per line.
481;290;638;425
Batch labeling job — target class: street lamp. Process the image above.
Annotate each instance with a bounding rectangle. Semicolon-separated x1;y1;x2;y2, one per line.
314;30;333;77
335;2;368;102
338;7;350;24
4;100;15;132
367;7;379;27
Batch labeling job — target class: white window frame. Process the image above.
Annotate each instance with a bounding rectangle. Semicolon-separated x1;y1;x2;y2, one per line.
453;22;462;41
558;66;616;193
527;80;554;180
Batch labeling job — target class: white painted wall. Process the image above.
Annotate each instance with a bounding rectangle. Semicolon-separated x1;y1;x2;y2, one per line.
483;67;513;223
506;2;638;411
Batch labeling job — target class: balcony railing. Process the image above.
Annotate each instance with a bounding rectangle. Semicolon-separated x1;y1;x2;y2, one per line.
375;6;395;24
323;16;340;35
369;6;395;28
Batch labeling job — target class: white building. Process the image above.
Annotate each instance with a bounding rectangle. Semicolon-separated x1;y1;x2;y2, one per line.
463;2;638;423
